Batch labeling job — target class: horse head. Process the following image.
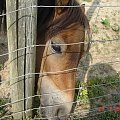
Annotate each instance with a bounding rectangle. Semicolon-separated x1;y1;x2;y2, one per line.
36;0;90;119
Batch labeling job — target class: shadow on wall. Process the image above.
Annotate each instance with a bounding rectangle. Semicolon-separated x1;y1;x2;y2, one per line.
77;52;92;83
86;0;101;21
75;0;102;84
86;63;120;119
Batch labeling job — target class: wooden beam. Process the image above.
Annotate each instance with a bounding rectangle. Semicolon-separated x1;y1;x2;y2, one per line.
25;0;37;118
6;0;37;119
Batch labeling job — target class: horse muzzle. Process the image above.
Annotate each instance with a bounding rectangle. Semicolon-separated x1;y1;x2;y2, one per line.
38;77;74;120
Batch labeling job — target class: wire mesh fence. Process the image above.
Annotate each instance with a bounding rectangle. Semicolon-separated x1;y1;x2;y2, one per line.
0;0;120;119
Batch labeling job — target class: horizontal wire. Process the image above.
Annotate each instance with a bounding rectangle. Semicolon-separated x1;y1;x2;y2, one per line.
35;5;120;8
0;4;120;17
0;54;120;71
23;106;120;119
1;101;120;120
0;78;120;107
0;59;120;85
31;103;120;120
0;38;120;57
0;80;120;109
71;105;120;120
0;76;120;108
47;101;120;120
0;3;119;120
0;6;32;17
0;108;83;120
0;41;87;57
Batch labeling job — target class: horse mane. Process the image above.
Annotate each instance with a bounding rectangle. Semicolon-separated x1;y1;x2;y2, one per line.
37;0;89;40
0;0;55;35
0;0;89;39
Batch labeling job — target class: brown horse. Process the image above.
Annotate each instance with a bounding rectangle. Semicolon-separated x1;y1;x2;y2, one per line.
0;0;90;119
36;0;90;119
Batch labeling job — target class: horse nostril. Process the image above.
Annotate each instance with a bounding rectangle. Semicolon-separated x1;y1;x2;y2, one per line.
56;107;67;120
56;108;63;116
56;118;60;120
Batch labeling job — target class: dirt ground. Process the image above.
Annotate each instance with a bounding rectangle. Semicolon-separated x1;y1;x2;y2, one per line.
75;0;120;118
83;0;120;71
0;0;120;119
75;0;120;80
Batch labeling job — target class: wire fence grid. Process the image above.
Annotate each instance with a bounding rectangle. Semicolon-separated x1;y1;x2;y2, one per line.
0;1;120;120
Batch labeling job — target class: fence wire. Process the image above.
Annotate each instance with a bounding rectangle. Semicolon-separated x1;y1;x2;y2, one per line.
0;5;120;17
0;59;120;85
0;1;120;120
1;101;120;120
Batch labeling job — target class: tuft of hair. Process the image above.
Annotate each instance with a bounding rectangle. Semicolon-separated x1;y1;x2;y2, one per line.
47;0;89;38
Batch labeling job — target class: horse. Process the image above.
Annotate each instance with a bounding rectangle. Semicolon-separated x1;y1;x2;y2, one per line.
0;0;90;119
36;0;90;119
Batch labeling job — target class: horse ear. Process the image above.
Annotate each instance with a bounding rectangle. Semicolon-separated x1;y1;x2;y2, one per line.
81;4;85;13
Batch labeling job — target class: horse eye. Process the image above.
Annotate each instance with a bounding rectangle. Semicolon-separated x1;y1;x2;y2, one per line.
51;41;61;53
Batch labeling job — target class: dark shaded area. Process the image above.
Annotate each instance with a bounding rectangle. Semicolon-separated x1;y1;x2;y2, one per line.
35;0;56;95
0;43;8;65
37;0;55;36
0;0;6;32
0;75;1;85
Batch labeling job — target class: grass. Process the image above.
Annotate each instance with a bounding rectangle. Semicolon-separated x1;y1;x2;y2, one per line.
101;18;120;33
74;74;120;120
1;76;120;119
111;23;120;32
0;64;3;71
92;25;99;33
101;18;110;29
0;98;8;118
33;96;41;119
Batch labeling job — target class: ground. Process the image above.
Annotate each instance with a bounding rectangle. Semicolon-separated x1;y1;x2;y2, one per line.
74;0;120;119
0;0;120;119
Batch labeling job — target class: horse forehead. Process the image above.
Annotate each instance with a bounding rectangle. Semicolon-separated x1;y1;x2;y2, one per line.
59;25;85;43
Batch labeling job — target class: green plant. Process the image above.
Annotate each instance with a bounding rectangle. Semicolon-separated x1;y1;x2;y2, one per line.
78;88;89;104
75;75;120;119
111;23;120;32
92;25;99;33
0;98;7;117
97;111;120;120
101;18;110;28
0;64;3;71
